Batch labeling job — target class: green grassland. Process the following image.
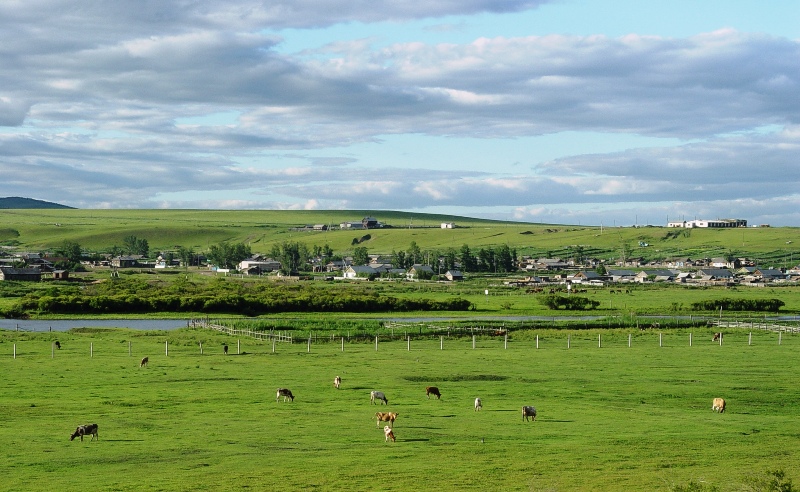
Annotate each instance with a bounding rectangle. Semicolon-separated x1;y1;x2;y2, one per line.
1;209;799;263
1;327;798;491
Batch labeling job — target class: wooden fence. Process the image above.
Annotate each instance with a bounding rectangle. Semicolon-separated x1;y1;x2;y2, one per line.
191;319;293;343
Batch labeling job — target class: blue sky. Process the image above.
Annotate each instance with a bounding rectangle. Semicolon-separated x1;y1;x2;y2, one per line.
1;0;799;226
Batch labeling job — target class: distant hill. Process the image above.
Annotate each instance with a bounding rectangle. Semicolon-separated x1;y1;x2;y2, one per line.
0;197;74;209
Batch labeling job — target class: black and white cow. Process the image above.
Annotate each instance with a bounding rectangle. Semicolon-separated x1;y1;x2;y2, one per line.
70;423;99;441
522;406;537;422
276;388;295;402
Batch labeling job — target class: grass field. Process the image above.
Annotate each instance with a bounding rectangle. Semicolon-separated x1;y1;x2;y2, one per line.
1;327;798;491
2;208;800;263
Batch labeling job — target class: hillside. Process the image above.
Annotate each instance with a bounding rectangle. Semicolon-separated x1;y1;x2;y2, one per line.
0;208;798;265
0;197;73;209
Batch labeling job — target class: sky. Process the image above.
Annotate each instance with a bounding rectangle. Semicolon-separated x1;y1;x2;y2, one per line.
1;0;799;226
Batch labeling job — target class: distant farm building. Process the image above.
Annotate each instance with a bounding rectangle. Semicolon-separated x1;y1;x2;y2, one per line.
667;219;747;228
0;267;42;281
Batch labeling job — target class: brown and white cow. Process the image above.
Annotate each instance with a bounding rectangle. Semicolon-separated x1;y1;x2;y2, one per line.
276;388;295;402
70;423;99;441
712;332;722;342
425;386;441;399
375;411;398;428
712;397;726;413
384;425;396;442
334;376;341;389
522;406;537;422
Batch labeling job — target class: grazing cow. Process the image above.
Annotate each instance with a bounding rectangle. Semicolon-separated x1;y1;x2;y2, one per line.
334;376;341;389
370;391;388;405
425;386;441;400
475;397;482;411
70;423;98;441
375;411;398;428
139;356;149;368
522;406;537;422
712;397;726;413
276;388;295;402
223;344;228;355
712;332;722;342
384;425;396;442
55;341;61;349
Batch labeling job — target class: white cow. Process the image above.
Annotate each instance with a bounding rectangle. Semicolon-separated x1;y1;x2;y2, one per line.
474;397;482;411
370;391;388;405
334;376;341;389
712;397;726;413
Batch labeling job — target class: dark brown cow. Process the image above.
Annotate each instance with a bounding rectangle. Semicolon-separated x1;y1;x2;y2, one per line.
139;357;149;368
70;423;99;441
426;386;441;399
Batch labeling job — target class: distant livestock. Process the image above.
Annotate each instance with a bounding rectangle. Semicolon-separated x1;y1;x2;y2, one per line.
375;411;398;428
139;357;149;368
223;344;228;355
70;423;98;441
55;341;61;349
276;388;295;402
384;425;396;442
370;391;388;405
426;386;441;399
712;333;722;342
475;398;482;411
334;376;341;389
522;406;537;422
712;397;726;413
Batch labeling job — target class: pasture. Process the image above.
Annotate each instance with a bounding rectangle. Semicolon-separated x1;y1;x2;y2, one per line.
1;327;799;491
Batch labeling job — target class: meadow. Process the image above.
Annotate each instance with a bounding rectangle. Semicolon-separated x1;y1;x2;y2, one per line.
2;208;800;264
1;327;798;491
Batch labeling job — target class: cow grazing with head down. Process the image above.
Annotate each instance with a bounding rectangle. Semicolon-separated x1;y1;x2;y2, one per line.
475;397;482;411
70;423;98;441
522;406;537;422
139;357;148;368
276;388;294;402
55;341;61;350
384;425;396;442
370;391;388;405
712;397;726;413
375;411;398;428
712;332;722;342
223;344;228;355
334;376;341;389
425;386;441;399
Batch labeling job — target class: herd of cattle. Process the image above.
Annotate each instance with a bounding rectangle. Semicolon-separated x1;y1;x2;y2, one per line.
69;337;728;443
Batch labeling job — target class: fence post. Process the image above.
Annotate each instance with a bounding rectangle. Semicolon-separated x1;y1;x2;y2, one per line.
52;342;55;359
504;333;508;349
567;334;570;349
200;342;203;355
165;340;168;356
779;332;782;345
238;339;240;355
719;333;723;346
689;333;692;347
308;336;311;353
129;341;132;357
749;332;752;346
598;334;601;348
472;335;476;349
272;339;276;353
13;343;16;359
341;337;344;352
375;336;378;351
407;336;410;351
91;342;94;358
659;332;662;347
628;333;631;347
440;336;443;350
536;335;539;349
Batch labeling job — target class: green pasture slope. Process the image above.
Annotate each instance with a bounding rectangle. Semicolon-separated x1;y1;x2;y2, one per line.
1;208;799;262
1;327;798;491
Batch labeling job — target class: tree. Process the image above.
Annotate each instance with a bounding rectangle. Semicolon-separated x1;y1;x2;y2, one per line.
352;246;369;266
407;241;421;265
56;240;82;264
122;235;149;257
596;264;607;275
459;244;476;273
270;241;309;275
208;242;252;270
177;246;195;268
496;244;515;272
391;249;406;269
